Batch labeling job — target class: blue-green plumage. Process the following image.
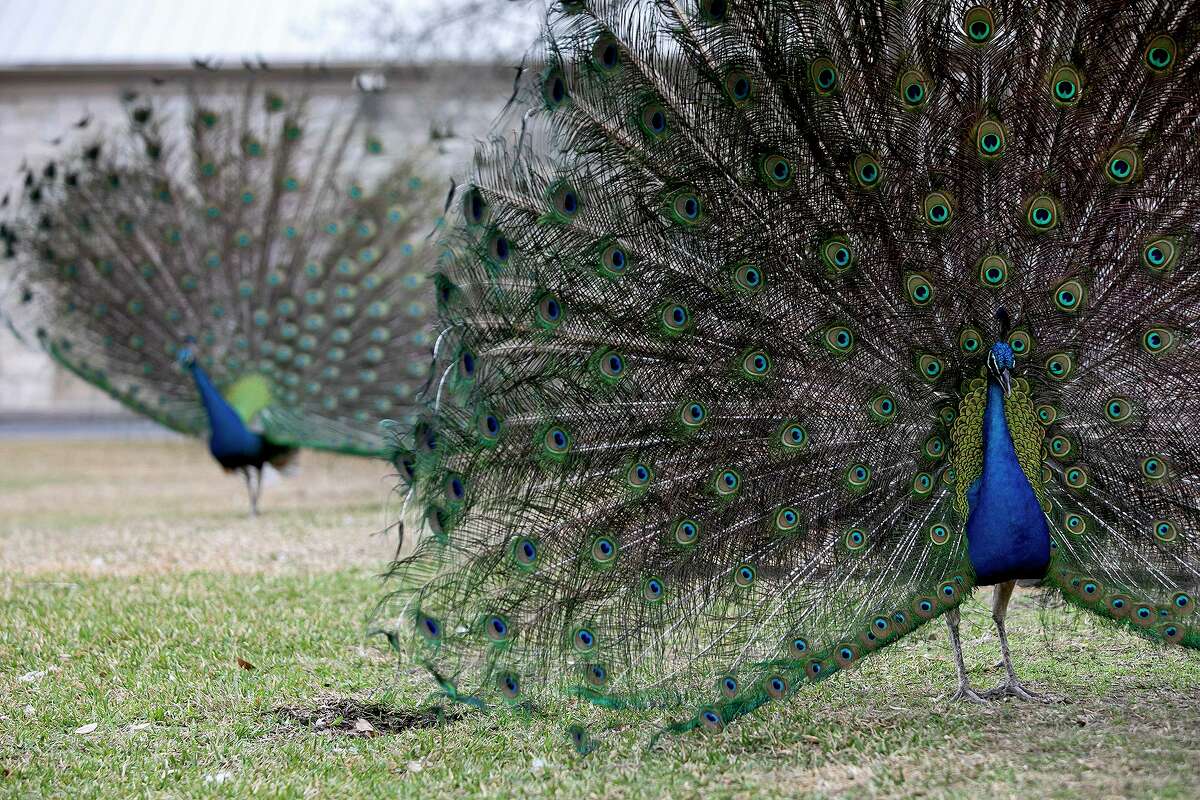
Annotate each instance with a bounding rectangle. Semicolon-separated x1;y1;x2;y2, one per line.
187;359;269;470
966;380;1051;586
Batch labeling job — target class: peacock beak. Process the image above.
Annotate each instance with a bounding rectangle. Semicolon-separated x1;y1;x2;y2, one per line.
999;367;1012;397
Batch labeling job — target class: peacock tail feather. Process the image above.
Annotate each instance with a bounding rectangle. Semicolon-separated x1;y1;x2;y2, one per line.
376;0;1200;744
1;75;440;456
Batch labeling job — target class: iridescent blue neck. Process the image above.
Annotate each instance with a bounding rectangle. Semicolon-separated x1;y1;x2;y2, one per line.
964;381;1051;585
188;362;263;463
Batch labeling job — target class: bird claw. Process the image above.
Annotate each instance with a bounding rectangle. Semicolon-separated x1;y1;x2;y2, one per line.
980;679;1058;703
946;684;988;705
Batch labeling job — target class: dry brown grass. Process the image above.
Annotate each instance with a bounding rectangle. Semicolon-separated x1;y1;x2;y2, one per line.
0;439;401;575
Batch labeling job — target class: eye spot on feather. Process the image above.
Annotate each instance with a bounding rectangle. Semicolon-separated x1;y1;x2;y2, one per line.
764;674;788;697
477;412;502;444
897;68;931;109
699;707;724;732
642;576;665;602
835;645;857;667
542;68;568;109
734;564;756;588
724;68;755;106
543;425;572;457
1025;194;1060;232
638;101;669;140
790;637;809;656
1105;146;1140;184
913;596;937;619
846;463;872;490
778;421;808;450
851;153;883;189
1153;519;1177;543
810;57;839;95
758;154;795;189
486;231;511;266
775;506;802;533
512;537;540;568
868;392;897;423
485;615;511;642
915;353;945;382
592;34;622;73
1173;592;1192;613
497;672;521;700
1008;328;1032;357
626;462;652;488
1141;237;1180;274
905;273;934;306
912;472;933;497
714;468;743;497
720;675;740;698
741;350;772;380
590;535;618;566
1140;455;1168;482
845;527;868;550
963;6;996;44
417;614;442;641
1064;465;1089;490
1044;352;1073;381
536;293;563;329
698;0;727;23
823;325;856;355
1143;34;1177;74
594;349;627;383
661;303;691;333
673;518;702;547
680;401;708;428
463;187;490;226
572;627;596;652
924;436;946;459
1050;64;1082;105
977;254;1010;289
923;191;953;228
974;118;1006;159
666;188;705;225
731;263;765;293
1063;513;1087;535
938;581;959;605
1053;278;1086;313
1142;327;1175;355
1048;434;1074;459
806;660;824;679
953;326;982;354
821;237;855;275
1036;404;1057;425
1105;397;1133;424
547;181;581;220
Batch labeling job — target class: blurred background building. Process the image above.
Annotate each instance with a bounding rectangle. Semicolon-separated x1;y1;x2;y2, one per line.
0;0;540;418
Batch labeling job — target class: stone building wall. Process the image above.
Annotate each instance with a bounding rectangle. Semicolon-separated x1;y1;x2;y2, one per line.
0;63;513;413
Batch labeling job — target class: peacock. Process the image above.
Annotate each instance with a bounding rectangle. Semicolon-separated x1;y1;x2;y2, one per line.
1;74;439;514
376;0;1200;747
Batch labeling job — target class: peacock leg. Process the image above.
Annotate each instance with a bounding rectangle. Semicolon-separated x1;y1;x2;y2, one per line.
242;468;259;517
944;607;986;704
980;581;1055;702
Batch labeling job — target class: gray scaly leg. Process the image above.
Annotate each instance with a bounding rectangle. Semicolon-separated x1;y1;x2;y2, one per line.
242;468;259;517
944;607;986;704
980;581;1055;702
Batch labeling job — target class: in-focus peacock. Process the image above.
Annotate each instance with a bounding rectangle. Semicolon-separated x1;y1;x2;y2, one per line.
377;0;1200;747
1;74;439;514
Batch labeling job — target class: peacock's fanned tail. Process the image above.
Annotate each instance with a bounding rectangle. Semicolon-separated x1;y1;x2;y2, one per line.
1;76;440;455
377;0;1200;744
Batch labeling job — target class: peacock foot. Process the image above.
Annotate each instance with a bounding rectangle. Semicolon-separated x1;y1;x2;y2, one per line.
946;683;988;705
979;678;1059;703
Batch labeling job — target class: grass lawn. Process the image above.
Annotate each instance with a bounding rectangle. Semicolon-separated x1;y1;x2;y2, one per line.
2;439;1199;799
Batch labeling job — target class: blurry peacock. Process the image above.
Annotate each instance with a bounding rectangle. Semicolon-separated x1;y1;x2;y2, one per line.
1;74;439;514
377;0;1200;746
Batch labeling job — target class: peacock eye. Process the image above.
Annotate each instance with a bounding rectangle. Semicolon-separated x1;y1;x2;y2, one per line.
1025;194;1060;232
597;240;630;277
731;263;765;293
1141;236;1180;273
851;153;882;189
1050;64;1082;105
758;154;795;189
674;518;701;546
1064;513;1087;535
916;353;945;382
1053;278;1086;313
1065;466;1089;490
590;535;618;565
680;401;708;428
963;6;996;44
1105;146;1140;184
1140;455;1168;481
1044;352;1073;380
1142;326;1175;355
959;327;982;354
627;462;652;487
725;69;755;105
548;181;581;219
779;421;808;449
912;472;933;496
734;564;756;587
463;187;490;226
810;57;839;95
846;464;871;488
698;0;727;23
643;576;665;601
823;324;856;355
1143;34;1177;74
592;34;621;72
667;188;705;225
542;68;568;109
1105;397;1133;423
714;468;742;496
487;231;511;264
821;237;855;274
775;506;801;532
596;349;626;381
543;425;572;455
638;101;669;139
905;273;934;306
845;527;868;550
929;523;951;545
741;350;772;379
661;303;690;332
923;191;953;227
869;392;897;422
975;118;1006;159
1008;329;1032;357
897;68;931;109
977;254;1010;289
536;293;563;328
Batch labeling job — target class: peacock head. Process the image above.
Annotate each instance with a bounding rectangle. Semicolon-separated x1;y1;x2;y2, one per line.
987;342;1014;396
177;337;198;369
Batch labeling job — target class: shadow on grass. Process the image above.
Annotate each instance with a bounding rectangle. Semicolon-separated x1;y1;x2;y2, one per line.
274;695;466;736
